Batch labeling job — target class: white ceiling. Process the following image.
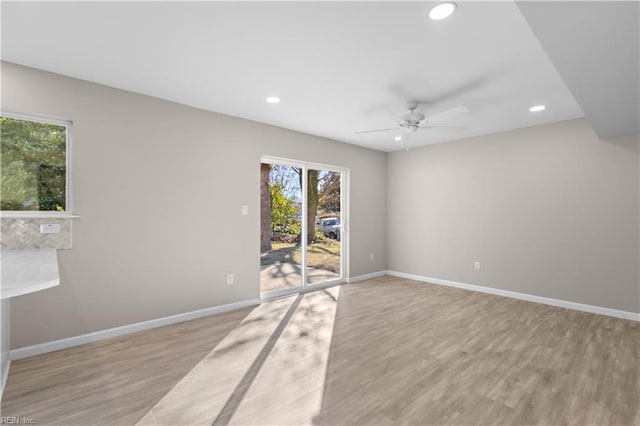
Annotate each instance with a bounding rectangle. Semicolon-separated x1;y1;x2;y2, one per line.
0;1;598;151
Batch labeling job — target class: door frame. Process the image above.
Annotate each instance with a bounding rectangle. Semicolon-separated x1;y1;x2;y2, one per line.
259;155;350;300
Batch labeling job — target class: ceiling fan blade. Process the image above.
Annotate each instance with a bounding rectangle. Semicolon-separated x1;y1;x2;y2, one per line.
354;127;399;134
384;109;403;119
426;105;470;122
421;125;467;129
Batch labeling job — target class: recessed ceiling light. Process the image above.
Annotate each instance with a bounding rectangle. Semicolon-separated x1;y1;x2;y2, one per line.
429;2;457;20
394;136;402;141
529;105;546;112
266;96;280;104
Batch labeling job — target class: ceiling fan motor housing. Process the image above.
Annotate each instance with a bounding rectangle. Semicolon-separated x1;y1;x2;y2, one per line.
401;111;426;133
402;112;426;123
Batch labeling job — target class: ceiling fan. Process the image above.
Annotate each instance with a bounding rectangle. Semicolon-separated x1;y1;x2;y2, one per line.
356;101;469;149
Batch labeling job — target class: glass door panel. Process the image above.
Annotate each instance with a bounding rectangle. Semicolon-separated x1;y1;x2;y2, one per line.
260;163;303;294
306;169;341;285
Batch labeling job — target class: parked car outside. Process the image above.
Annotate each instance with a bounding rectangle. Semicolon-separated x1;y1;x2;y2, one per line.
318;218;341;240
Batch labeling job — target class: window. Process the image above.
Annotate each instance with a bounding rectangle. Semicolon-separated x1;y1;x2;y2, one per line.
0;113;70;212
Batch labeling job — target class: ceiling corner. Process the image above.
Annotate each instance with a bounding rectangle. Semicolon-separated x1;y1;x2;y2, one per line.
517;1;640;139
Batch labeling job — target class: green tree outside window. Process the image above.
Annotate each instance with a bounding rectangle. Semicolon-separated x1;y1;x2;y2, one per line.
1;115;67;211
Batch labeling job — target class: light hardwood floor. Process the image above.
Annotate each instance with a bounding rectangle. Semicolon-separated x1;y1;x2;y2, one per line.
2;275;639;425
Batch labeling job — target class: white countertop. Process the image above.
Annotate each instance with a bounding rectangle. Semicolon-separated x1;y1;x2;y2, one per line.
1;249;60;299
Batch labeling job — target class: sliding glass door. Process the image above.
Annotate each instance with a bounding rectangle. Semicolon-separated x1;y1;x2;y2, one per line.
260;158;347;299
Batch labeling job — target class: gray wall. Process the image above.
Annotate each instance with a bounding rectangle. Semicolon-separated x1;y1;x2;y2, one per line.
2;62;387;348
387;118;639;313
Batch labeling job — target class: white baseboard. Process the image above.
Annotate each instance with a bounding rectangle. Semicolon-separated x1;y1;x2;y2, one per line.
387;270;640;321
347;270;387;283
0;359;10;402
10;298;261;360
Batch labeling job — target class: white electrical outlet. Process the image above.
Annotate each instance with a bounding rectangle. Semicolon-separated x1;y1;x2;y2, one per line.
40;224;61;234
226;274;234;285
370;253;374;260
474;261;480;271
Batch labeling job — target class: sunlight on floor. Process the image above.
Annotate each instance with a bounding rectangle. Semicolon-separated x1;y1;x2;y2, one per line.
136;287;340;426
260;263;339;292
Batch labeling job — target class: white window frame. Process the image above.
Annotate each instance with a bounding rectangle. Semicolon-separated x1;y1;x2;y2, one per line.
260;155;350;300
0;111;75;218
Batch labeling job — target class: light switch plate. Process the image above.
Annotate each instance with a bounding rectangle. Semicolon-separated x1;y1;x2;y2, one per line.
241;205;249;216
40;224;61;234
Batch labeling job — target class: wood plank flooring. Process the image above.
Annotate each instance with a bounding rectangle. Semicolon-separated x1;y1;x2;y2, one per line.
2;275;639;425
1;306;253;425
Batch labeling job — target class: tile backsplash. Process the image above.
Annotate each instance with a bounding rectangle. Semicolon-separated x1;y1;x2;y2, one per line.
1;217;73;250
